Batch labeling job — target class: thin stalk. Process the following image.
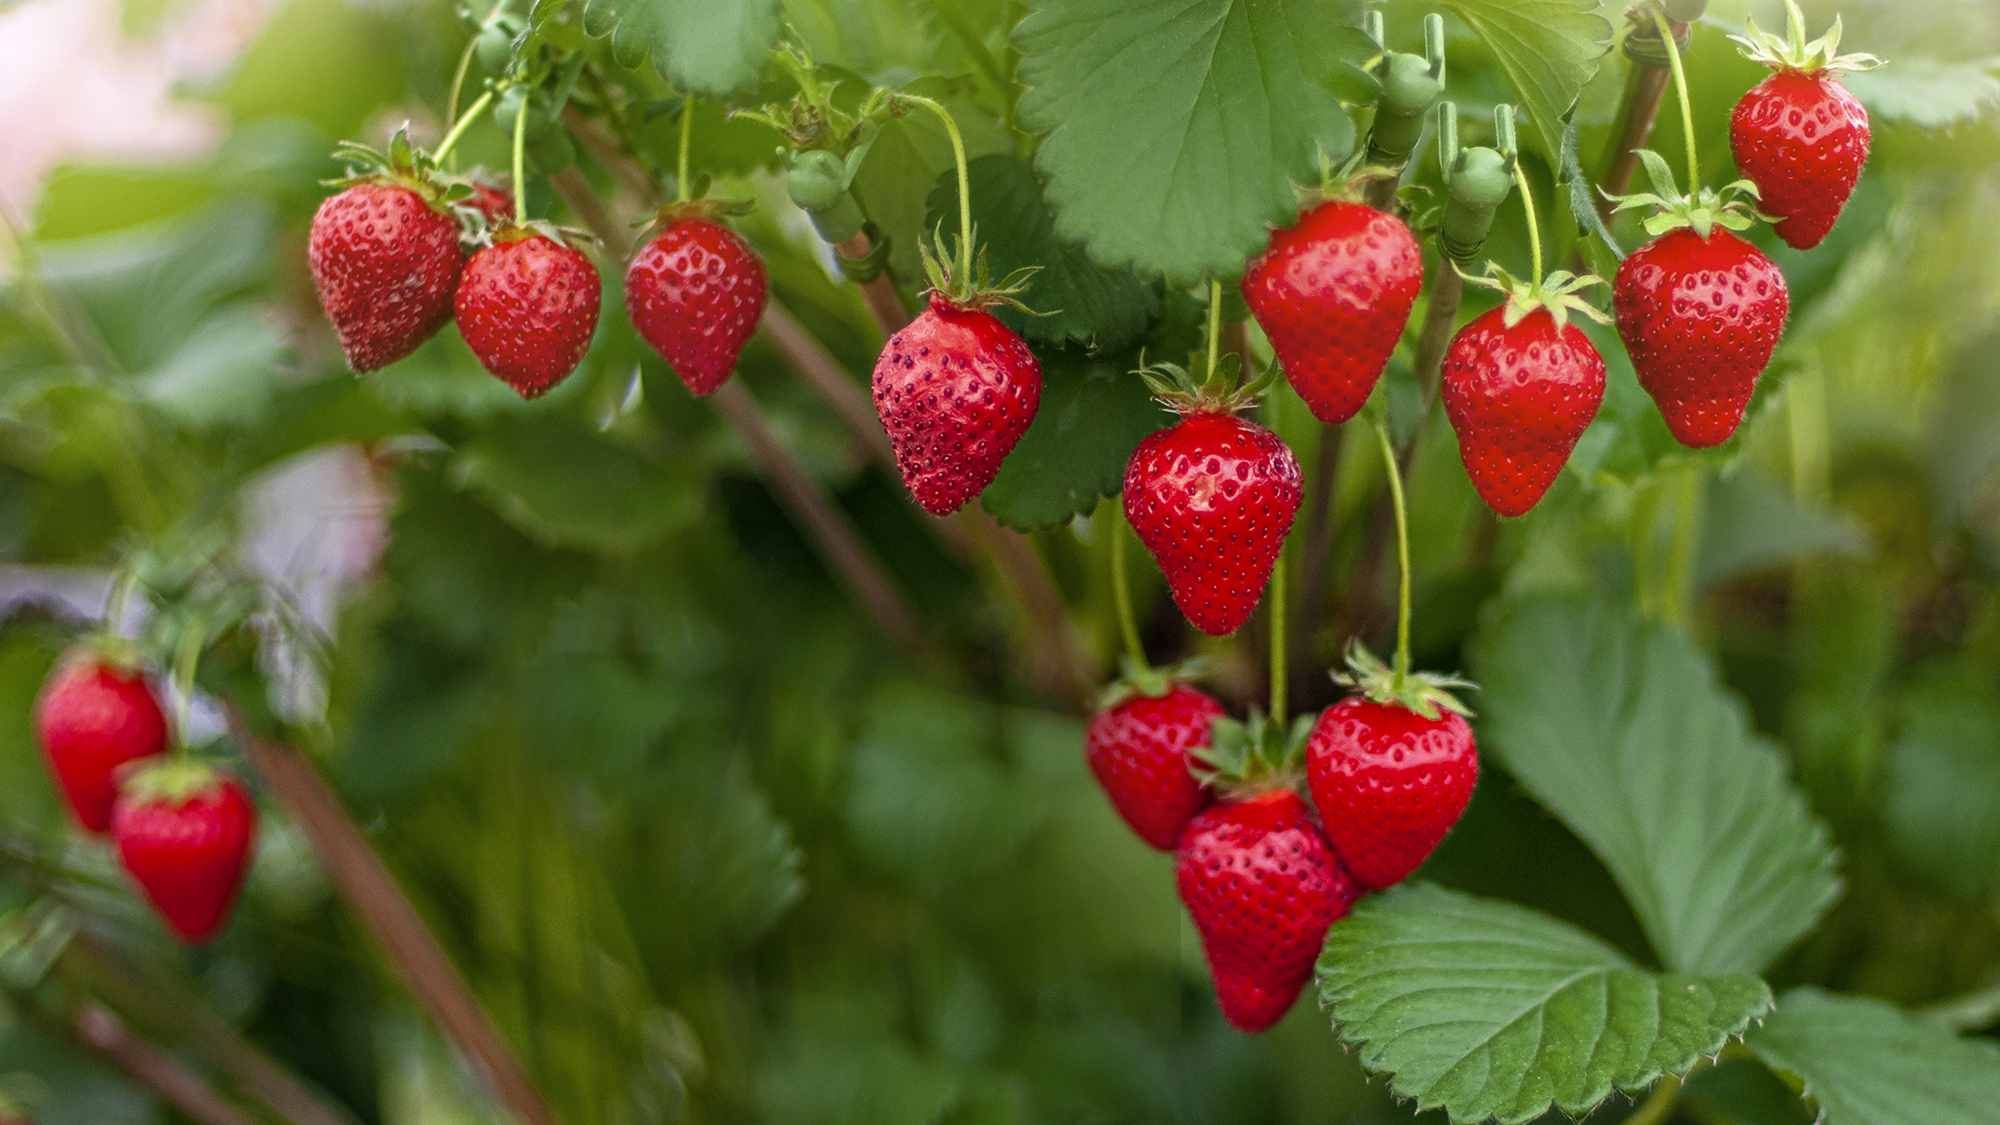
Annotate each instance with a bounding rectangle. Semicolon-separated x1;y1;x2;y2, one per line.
71;1005;258;1125
168;615;205;749
511;92;529;226
1663;462;1702;625
102;570;139;637
1206;278;1222;375
1515;164;1544;289
1371;415;1412;688
443;36;480;170
1269;551;1288;727
676;96;693;204
1110;509;1146;669
897;94;973;280
433;87;498;166
1654;7;1700;187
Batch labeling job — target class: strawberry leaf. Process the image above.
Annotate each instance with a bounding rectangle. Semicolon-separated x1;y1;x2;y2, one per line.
454;416;704;552
1433;0;1613;160
978;346;1167;531
1471;596;1841;976
1843;57;2000;132
1745;988;2000;1125
1015;0;1370;284
1317;883;1773;1125
580;0;781;97
924;155;1157;351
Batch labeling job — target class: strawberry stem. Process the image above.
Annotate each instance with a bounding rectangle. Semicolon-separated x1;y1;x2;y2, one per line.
897;94;974;286
1269;546;1288;726
169;612;205;750
676;95;694;205
1514;161;1543;290
1370;412;1412;690
1663;462;1702;624
1653;5;1700;189
510;91;529;227
1206;278;1222;379
103;570;138;640
433;86;498;166
443;37;480;172
1110;507;1147;670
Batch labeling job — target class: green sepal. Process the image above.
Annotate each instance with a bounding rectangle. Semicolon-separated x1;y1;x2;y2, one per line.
1730;0;1882;76
116;757;233;807
629;198;754;248
1459;262;1611;334
1094;655;1215;711
1135;350;1278;418
918;230;1043;315
1332;641;1476;723
1191;708;1315;795
1603;150;1776;240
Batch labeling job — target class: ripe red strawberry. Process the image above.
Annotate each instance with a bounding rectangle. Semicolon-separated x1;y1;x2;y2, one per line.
1086;681;1224;850
1305;646;1478;889
1729;6;1878;250
627;216;769;396
1441;297;1607;517
455;228;602;398
1177;788;1359;1032
112;763;257;944
873;292;1041;515
1615;228;1789;448
33;656;168;834
309;182;464;372
1125;411;1300;635
1241;200;1423;425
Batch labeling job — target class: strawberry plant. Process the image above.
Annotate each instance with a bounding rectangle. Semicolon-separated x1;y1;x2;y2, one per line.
1;0;1999;1122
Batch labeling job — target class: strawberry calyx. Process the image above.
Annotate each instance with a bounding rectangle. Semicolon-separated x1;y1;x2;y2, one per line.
917;231;1039;315
323;127;474;215
1730;0;1881;77
1333;641;1475;723
485;218;593;252
1191;709;1314;799
1459;262;1611;334
116;756;231;809
1096;656;1214;711
634;199;753;246
1137;351;1281;418
1604;149;1773;240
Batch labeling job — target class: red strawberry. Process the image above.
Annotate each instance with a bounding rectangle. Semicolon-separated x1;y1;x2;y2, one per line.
627;216;769;396
1177;788;1359;1032
309;182;464;372
1614;228;1789;448
455;229;602;398
34;656;168;834
1442;302;1606;517
1306;691;1477;890
1086;682;1224;850
1241;200;1424;425
1728;6;1878;251
872;292;1041;515
112;763;257;944
467;181;514;228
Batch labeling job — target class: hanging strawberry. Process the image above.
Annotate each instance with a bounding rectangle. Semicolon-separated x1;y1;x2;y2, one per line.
1086;663;1224;851
34;652;168;834
112;760;258;945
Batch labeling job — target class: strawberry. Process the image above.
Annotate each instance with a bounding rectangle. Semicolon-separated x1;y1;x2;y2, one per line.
33;655;168;834
627;215;769;396
111;761;257;944
1177;788;1359;1032
1086;675;1224;851
1440;267;1609;518
455;227;602;398
1729;3;1879;251
873;292;1041;515
1305;646;1477;890
1614;227;1789;447
1240;200;1423;425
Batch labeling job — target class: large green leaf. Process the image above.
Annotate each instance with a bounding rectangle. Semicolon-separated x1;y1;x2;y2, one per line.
1746;988;2000;1125
582;0;782;96
924;154;1157;350
1471;596;1841;975
1015;0;1368;283
979;346;1165;531
1844;58;2000;132
1696;467;1870;590
1883;661;2000;901
1436;0;1613;159
850;75;1013;282
1318;884;1772;1125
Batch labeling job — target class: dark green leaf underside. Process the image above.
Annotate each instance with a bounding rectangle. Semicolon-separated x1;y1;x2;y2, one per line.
1747;987;2000;1125
581;0;781;96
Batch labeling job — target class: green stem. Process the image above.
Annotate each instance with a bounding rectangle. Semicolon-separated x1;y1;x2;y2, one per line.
443;36;480;171
1109;508;1146;670
103;571;138;638
1663;462;1702;625
1206;278;1222;377
511;91;529;227
897;94;973;282
1513;163;1544;289
1270;549;1288;727
432;86;498;165
1653;5;1699;188
1371;414;1413;689
676;96;694;204
169;616;205;750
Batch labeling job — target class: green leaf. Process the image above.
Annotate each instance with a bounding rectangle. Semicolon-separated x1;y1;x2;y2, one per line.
979;346;1166;531
1471;596;1841;975
452;416;704;552
1844;57;2000;132
1696;467;1870;590
1883;661;2000;901
849;75;1013;282
1317;883;1773;1125
135;306;288;430
1435;0;1613;160
581;0;781;96
1746;988;2000;1125
1015;0;1368;283
925;154;1157;350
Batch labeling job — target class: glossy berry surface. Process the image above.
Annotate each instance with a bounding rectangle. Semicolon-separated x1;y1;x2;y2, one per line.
33;660;168;834
1085;685;1224;851
1441;307;1606;518
1241;200;1423;425
872;293;1042;515
1306;697;1478;890
1731;71;1870;250
1615;228;1790;448
627;219;769;396
455;232;602;398
1124;413;1301;637
112;776;257;944
308;183;465;372
1176;789;1359;1032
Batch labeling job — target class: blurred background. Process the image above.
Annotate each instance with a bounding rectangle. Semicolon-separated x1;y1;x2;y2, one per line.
0;0;1999;1121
